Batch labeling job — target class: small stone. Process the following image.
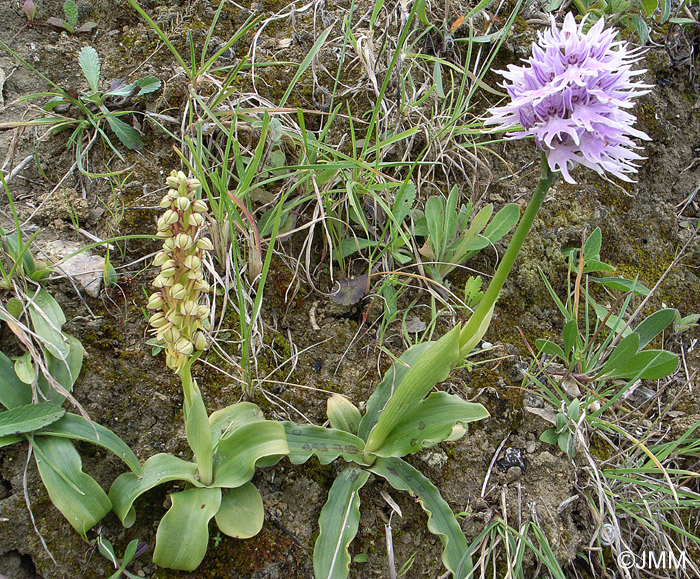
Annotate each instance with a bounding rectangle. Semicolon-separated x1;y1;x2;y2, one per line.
42;240;105;297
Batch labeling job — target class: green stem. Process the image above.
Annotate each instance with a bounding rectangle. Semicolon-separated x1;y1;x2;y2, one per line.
178;361;213;486
459;153;556;357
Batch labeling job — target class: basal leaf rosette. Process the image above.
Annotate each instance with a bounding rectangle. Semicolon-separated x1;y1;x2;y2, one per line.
147;170;213;371
486;13;651;183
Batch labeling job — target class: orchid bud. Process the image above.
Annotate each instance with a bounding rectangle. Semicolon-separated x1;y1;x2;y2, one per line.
175;197;191;212
196;237;214;251
147;294;165;310
160;196;172;208
162;209;179;226
174;338;193;356
187;213;205;227
194;332;208;351
175;233;193;250
152;275;166;288
148;312;166;327
196;305;210;320
180;300;198;316
187;178;201;190
191;200;208;213
160;325;181;344
170;283;187;300
184;255;201;270
153;251;169;266
166;174;180;189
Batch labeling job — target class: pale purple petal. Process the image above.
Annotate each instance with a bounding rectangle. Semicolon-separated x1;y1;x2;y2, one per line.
485;14;650;183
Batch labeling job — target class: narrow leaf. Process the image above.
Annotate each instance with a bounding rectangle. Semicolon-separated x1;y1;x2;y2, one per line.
535;339;566;362
370;457;470;578
589;277;650;296
215;482;264;539
153;487;221;571
603;350;679;380
105;115;143;150
327;395;362;435
633;308;676;349
314;466;370;579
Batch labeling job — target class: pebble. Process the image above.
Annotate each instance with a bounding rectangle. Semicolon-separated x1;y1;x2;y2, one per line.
42;240;106;297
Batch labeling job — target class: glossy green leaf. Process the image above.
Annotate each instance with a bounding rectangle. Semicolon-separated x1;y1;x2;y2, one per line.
597;332;639;377
314;466;370;579
32;437;110;539
370;457;469;578
215;482;264;538
153;487;221;571
109;454;200;527
0;403;64;436
373;393;488;458
38;334;84;404
0;351;31;409
213;421;288;488
562;320;580;359
535;339;566;361
365;326;460;453
358;342;432;441
481;203;519;244
39;413;141;473
0;434;22;448
327;395;362;435
105;116;143;151
184;384;213;486
78;46;101;92
539;428;559;445
209;401;265;444
589;276;650;296
602;350;679;380
28;288;70;360
634;308;676;349
282;422;366;465
14;351;35;384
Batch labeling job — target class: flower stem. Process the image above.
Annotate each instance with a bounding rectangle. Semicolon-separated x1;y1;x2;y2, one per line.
179;361;213;486
460;153;556;357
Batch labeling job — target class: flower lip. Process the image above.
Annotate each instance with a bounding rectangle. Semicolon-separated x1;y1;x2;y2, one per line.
486;13;651;184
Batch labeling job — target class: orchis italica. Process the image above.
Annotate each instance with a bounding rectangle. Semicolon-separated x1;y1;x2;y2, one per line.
148;170;213;372
485;13;650;184
460;14;650;355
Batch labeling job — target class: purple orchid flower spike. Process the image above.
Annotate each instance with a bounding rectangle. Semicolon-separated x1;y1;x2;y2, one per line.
486;13;651;184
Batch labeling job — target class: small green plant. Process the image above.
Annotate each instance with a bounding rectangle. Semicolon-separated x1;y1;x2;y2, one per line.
0;288;140;538
47;0;97;34
0;44;160;172
23;0;36;28
109;171;289;571
97;536;147;579
415;186;519;287
283;326;489;578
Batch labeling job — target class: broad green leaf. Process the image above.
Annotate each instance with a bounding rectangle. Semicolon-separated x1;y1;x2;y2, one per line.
209;401;265;444
597;332;639;377
38;334;84;404
213;421;288;488
109;454;201;527
444;187;460;247
365;326;460;453
0;403;64;436
481;203;519;244
39;413;141;473
105;115;143;151
370;457;469;578
0;434;22;448
634;308;676;349
215;482;264;538
358;342;432;441
327;395;362;435
591;297;631;337
337;237;375;260
32;437;110;539
539;429;559;445
314;466;370;579
589;277;650;296
282;422;366;465
28;288;70;360
535;339;566;362
153;487;221;571
628;14;650;44
14;351;35;385
661;0;671;22
373;393;489;457
0;351;31;409
583;227;602;261
603;350;679;380
133;76;161;96
78;46;101;92
64;0;78;28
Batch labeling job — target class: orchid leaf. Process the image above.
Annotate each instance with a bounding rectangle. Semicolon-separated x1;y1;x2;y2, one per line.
209;401;265;444
215;482;264;539
370;457;470;578
32;437;111;539
314;466;370;579
0;403;64;436
282;422;366;465
0;351;31;409
153;487;222;571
